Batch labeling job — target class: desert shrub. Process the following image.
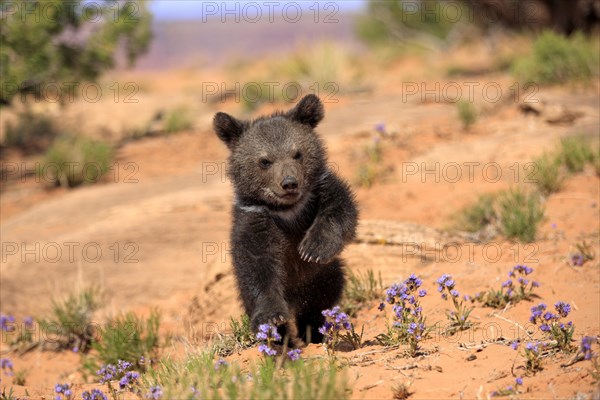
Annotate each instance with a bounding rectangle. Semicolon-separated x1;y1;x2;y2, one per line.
558;135;596;173
532;152;564;194
38;287;101;352
40;135;113;187
512;31;599;85
498;188;545;242
356;1;468;48
212;314;256;357
164;107;194;133
341;269;383;317
142;350;349;399
4;110;58;152
454;193;497;233
457;100;477;130
83;310;160;377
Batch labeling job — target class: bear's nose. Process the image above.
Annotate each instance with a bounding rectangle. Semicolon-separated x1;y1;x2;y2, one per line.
281;176;298;191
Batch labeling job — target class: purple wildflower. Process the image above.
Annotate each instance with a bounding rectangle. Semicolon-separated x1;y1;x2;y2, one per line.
554;301;571;318
54;383;72;398
146;385;163;399
374;123;386;134
119;371;139;390
256;323;281;357
320;306;353;346
515;377;523;385
517;277;529;286
258;343;276;357
501;279;513;288
530;303;547;323
571;253;585;266
23;316;34;328
580;336;595;360
82;389;108;400
287;348;302;361
0;358;14;376
510;341;519;350
97;359;135;383
214;358;228;370
0;314;15;332
543;312;556;321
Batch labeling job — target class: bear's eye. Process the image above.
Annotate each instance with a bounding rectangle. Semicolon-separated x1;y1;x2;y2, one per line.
259;158;272;169
293;151;302;161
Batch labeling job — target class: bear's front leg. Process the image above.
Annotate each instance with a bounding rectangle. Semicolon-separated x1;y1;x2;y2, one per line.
298;173;358;264
232;212;293;332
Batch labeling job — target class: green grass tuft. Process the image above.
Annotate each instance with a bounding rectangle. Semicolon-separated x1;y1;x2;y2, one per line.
558;135;596;173
83;310;160;378
164;107;194;133
212;314;257;357
341;269;383;317
532;152;564;194
39;287;101;352
457;100;477;130
454;188;545;243
454;193;496;233
498;188;545;243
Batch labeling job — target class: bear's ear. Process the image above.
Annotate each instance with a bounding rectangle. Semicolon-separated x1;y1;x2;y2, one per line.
286;94;324;129
213;112;246;149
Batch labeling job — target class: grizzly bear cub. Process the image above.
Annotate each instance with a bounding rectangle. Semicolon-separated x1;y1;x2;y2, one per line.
213;94;358;345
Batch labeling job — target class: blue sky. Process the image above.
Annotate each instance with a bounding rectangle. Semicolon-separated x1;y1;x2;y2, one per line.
149;1;366;20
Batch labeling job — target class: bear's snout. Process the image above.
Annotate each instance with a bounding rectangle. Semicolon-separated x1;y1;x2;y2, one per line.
281;176;299;192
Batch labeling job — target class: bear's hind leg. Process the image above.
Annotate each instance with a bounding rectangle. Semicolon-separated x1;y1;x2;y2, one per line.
296;259;345;343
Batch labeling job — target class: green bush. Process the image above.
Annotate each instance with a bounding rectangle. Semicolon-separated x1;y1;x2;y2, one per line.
498;188;545;243
1;0;152;105
84;310;160;377
40;135;112;187
39;287;101;352
512;31;599;85
356;1;467;47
